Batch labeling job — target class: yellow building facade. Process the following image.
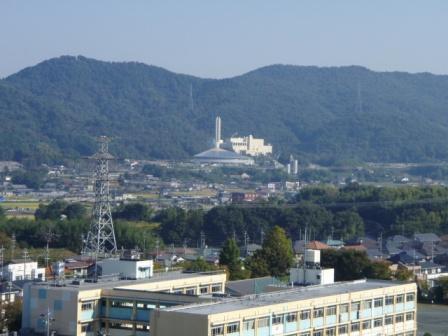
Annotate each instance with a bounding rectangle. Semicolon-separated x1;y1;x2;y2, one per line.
151;280;417;336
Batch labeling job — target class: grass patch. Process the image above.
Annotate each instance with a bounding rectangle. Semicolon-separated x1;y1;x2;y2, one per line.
0;201;41;210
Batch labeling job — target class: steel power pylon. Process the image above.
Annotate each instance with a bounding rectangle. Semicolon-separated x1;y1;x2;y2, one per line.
83;136;117;257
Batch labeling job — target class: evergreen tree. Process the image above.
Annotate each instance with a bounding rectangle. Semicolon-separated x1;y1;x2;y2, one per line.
248;226;294;278
219;239;248;280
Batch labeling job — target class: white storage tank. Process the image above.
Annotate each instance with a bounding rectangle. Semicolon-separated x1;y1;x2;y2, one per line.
305;249;321;264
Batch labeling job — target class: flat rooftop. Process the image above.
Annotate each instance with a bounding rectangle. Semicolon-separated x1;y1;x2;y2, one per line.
29;271;225;292
165;280;413;316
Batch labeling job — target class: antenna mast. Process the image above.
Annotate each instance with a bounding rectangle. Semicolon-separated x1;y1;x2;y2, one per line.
357;82;363;114
0;245;4;280
189;84;194;112
83;136;117;258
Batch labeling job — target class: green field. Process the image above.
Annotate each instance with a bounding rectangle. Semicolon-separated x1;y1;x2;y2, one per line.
0;201;40;209
172;189;217;197
131;192;160;199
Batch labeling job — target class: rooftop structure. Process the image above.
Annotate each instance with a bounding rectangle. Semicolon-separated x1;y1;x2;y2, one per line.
290;249;335;286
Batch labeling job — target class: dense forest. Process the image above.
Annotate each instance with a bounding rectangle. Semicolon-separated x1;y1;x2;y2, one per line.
2;185;448;256
157;184;448;246
2;56;448;165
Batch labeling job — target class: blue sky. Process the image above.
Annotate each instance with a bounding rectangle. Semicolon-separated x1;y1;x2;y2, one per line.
1;1;447;78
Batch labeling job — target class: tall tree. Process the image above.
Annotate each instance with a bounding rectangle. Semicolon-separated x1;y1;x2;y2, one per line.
219;239;248;280
248;226;294;278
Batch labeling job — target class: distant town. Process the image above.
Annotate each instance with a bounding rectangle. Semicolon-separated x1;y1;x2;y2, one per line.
0;117;446;336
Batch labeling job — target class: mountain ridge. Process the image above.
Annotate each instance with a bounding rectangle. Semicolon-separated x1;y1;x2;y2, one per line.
2;55;448;165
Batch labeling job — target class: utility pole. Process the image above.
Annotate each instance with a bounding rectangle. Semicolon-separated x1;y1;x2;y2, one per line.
44;229;56;270
244;231;249;257
155;239;160;258
189;83;194;112
183;238;187;255
0;245;4;281
10;233;16;261
23;248;29;280
200;231;205;250
378;232;383;260
40;307;55;336
431;239;434;263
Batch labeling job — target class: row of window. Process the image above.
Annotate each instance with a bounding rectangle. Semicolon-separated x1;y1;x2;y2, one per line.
298;293;415;321
210;312;415;336
297;331;415;336
101;299;167;310
107;323;149;330
173;283;222;295
264;295;415;325
99;322;149;331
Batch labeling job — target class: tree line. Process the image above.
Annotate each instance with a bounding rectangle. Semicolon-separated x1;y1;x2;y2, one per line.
157;184;448;247
2;184;448;259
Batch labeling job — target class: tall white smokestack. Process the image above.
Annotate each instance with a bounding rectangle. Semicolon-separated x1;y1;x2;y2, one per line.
215;116;222;149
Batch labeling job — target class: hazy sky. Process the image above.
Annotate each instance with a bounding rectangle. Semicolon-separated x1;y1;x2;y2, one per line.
1;1;447;78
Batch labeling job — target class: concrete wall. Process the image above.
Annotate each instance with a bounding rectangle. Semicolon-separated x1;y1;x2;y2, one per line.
151;310;209;336
22;284;82;335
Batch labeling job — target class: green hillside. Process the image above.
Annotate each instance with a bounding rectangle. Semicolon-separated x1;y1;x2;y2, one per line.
2;55;448;165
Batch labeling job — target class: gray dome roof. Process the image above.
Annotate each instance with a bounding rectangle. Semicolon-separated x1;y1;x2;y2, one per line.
194;148;253;165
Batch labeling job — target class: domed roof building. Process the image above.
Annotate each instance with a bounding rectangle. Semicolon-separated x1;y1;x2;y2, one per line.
193;117;254;165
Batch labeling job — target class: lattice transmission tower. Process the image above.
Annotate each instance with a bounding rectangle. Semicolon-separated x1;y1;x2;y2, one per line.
83;136;117;257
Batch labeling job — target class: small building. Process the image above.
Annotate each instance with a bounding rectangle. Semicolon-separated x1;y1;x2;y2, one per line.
1;259;45;282
325;239;344;249
413;233;441;244
231;192;257;203
0;281;20;304
64;259;95;278
101;251;153;280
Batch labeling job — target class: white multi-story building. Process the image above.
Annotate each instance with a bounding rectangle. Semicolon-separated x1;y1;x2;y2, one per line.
230;135;273;156
1;259;45;281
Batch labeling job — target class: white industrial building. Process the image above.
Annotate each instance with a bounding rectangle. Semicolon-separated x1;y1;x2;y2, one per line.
1;259;45;282
230;134;273;156
194;117;254;165
290;249;335;285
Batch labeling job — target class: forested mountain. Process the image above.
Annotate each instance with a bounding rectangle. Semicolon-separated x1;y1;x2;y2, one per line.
2;55;448;165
